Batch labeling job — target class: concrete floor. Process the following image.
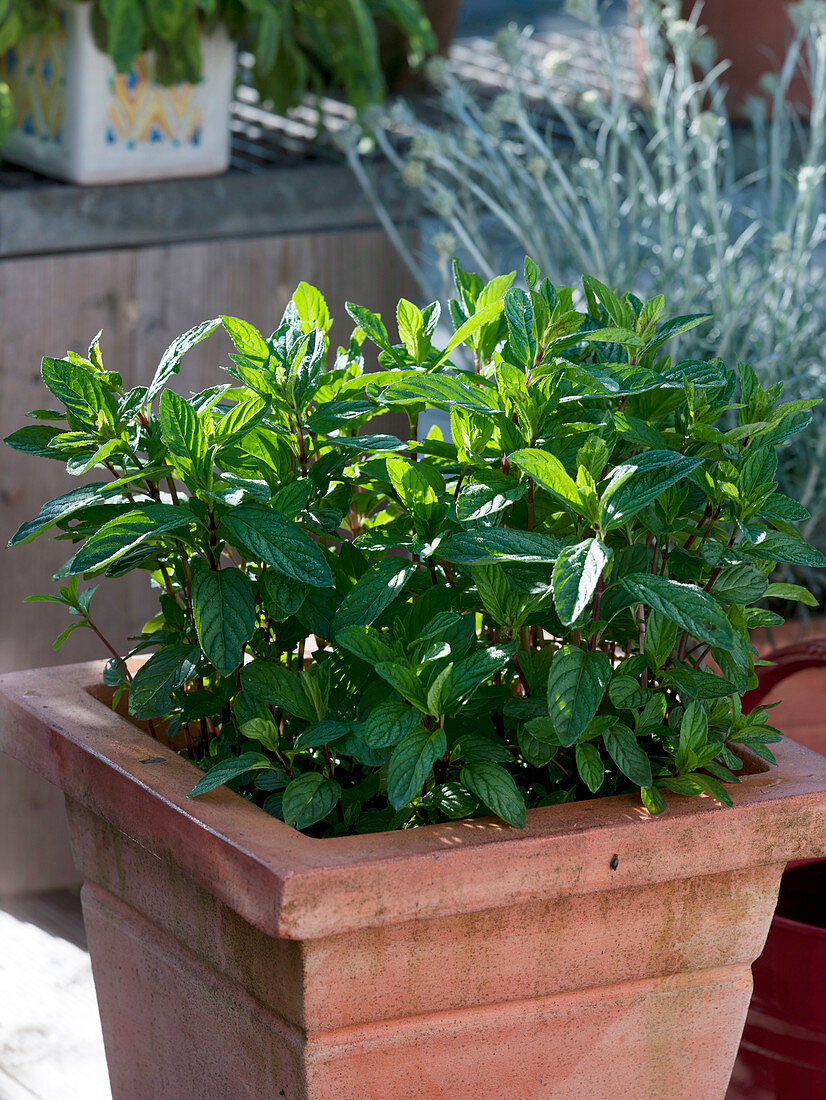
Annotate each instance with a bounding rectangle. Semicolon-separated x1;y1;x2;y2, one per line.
0;892;110;1100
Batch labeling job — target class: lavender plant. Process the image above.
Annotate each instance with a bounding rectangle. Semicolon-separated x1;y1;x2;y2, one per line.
349;0;826;567
6;263;825;835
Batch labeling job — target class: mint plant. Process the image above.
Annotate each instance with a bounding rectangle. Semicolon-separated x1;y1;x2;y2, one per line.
0;0;435;113
6;261;825;835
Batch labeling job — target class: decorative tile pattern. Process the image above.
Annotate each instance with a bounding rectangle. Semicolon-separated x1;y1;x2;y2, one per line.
107;56;203;149
1;15;67;145
2;18;203;154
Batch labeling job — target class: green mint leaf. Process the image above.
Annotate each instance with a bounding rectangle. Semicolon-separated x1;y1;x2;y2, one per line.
69;504;192;575
620;574;737;650
191;567;255;677
603;724;653;788
599;451;704;531
240;661;315;722
147;318;222;406
220;505;333;588
546;645;612;747
460;761;527;827
388;727;447;809
552;538;610;626
575;742;605;793
282;773;341;830
510;448;583;512
188;752;273;798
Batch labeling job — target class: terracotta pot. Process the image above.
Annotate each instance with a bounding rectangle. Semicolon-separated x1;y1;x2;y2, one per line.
4;661;826;1099
630;0;806;114
380;0;462;92
686;1;803;108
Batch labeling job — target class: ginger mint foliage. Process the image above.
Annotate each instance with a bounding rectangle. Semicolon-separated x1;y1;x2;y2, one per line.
6;262;825;835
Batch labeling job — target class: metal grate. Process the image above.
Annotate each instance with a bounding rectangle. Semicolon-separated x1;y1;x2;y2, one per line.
229;22;641;172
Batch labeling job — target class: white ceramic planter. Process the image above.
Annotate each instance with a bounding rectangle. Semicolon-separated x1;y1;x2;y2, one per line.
0;5;236;184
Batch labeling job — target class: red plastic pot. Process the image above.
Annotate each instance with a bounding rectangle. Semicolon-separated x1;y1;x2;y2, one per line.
630;0;809;116
728;635;826;1098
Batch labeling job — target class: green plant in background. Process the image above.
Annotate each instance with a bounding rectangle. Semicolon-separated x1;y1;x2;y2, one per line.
349;0;826;576
0;80;11;145
6;262;825;835
0;0;435;112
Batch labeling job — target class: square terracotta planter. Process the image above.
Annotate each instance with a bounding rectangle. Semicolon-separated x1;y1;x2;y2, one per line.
0;4;236;184
3;660;826;1098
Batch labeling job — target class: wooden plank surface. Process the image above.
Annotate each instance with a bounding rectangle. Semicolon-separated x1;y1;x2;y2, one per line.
0;162;415;258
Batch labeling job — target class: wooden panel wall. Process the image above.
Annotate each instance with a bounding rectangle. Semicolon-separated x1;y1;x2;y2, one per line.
0;229;414;674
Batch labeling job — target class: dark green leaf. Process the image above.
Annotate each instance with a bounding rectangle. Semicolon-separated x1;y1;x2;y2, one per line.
221;506;332;588
69;504;192;574
608;675;649;711
332;559;416;635
375;661;428;711
441;643;518;710
335;624;396;666
575;742;605;793
294;720;352;750
191;567;255;677
440;529;561;565
387;727;447;808
460;762;527;827
188;752;273;798
546;645;612;747
620;574;737;649
362;698;421;748
743;531;826;569
710;564;768;605
7;483;108;547
552;538;610;626
429;783;478;819
662;667;737;700
600;451;703;531
129;643;200;719
240;661;315;722
603;725;653;787
282;773;341;829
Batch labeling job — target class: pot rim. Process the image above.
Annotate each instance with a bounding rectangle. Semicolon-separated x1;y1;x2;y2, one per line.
3;659;826;940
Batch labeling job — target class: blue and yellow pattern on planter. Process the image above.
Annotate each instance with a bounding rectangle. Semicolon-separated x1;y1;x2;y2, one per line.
2;19;203;154
1;15;67;145
107;57;203;149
